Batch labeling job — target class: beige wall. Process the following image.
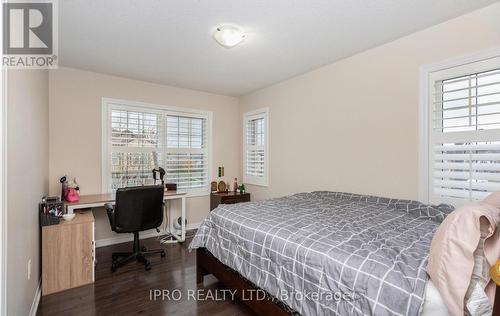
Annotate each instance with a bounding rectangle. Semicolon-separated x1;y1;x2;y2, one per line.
48;3;500;241
239;2;500;202
49;67;240;241
7;70;49;316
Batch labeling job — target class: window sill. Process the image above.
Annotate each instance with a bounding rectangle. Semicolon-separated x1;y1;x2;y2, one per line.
182;191;210;198
244;183;269;188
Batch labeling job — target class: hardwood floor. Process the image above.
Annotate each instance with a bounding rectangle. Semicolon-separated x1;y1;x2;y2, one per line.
37;235;254;316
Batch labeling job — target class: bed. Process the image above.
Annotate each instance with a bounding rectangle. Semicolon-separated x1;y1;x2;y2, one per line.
189;191;455;315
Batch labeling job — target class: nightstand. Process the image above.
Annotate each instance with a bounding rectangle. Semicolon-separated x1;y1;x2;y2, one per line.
210;192;250;211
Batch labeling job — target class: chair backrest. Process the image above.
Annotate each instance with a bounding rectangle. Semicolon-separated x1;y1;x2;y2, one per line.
113;185;164;233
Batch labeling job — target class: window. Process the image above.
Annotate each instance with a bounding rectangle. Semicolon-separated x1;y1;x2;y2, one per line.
243;108;269;186
165;115;208;190
102;99;211;194
425;55;500;204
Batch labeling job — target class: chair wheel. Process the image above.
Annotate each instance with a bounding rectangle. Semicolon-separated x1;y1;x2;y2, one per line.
145;263;151;271
160;250;166;258
141;246;147;252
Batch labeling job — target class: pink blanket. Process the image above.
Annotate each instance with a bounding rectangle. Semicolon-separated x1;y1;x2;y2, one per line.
427;193;500;316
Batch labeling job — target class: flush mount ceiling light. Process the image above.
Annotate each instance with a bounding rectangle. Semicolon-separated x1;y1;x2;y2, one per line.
213;25;246;48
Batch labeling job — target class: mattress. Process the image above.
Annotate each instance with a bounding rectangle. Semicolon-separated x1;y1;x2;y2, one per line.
191;191;453;315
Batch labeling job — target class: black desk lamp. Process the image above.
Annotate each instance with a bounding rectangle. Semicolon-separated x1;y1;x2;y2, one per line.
152;167;165;185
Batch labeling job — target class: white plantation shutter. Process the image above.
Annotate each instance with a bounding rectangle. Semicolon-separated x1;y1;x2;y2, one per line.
104;101;210;194
430;64;500;204
166;115;208;190
110;108;162;191
246;118;265;177
244;109;269;186
434;69;500;132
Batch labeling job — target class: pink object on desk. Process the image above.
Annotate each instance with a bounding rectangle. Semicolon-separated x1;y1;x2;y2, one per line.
64;188;80;202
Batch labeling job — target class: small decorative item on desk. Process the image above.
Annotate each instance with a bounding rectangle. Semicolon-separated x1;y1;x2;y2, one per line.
165;182;177;191
152;167;166;185
210;181;218;193
233;177;238;192
39;196;64;226
62;213;76;221
59;176;67;200
217;180;226;193
238;183;246;193
60;176;80;202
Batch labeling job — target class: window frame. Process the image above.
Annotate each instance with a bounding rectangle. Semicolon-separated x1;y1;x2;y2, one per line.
243;108;269;187
101;98;213;196
419;47;500;205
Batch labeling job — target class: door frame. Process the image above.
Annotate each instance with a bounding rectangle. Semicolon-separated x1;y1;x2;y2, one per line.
0;2;7;312
0;69;7;316
0;68;7;316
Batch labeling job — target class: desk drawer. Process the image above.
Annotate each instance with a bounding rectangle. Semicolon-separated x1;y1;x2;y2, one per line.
210;193;251;210
221;195;250;204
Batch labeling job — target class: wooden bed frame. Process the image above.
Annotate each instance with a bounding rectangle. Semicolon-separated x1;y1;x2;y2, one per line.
196;248;292;315
197;247;500;316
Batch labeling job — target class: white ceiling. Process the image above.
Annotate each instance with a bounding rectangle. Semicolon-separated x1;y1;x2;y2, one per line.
59;0;498;96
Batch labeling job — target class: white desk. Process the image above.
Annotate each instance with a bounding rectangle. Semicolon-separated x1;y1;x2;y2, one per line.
66;190;187;243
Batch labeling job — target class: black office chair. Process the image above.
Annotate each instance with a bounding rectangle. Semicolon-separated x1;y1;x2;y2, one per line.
105;185;166;272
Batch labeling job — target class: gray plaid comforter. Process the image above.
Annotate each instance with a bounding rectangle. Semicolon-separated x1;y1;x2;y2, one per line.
190;191;453;316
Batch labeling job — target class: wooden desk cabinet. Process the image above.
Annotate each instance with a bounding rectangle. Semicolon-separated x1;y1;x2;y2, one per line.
210;192;250;211
42;212;95;295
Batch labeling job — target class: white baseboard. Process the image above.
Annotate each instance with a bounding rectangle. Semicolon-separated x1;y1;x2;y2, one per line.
29;279;41;316
95;222;201;248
